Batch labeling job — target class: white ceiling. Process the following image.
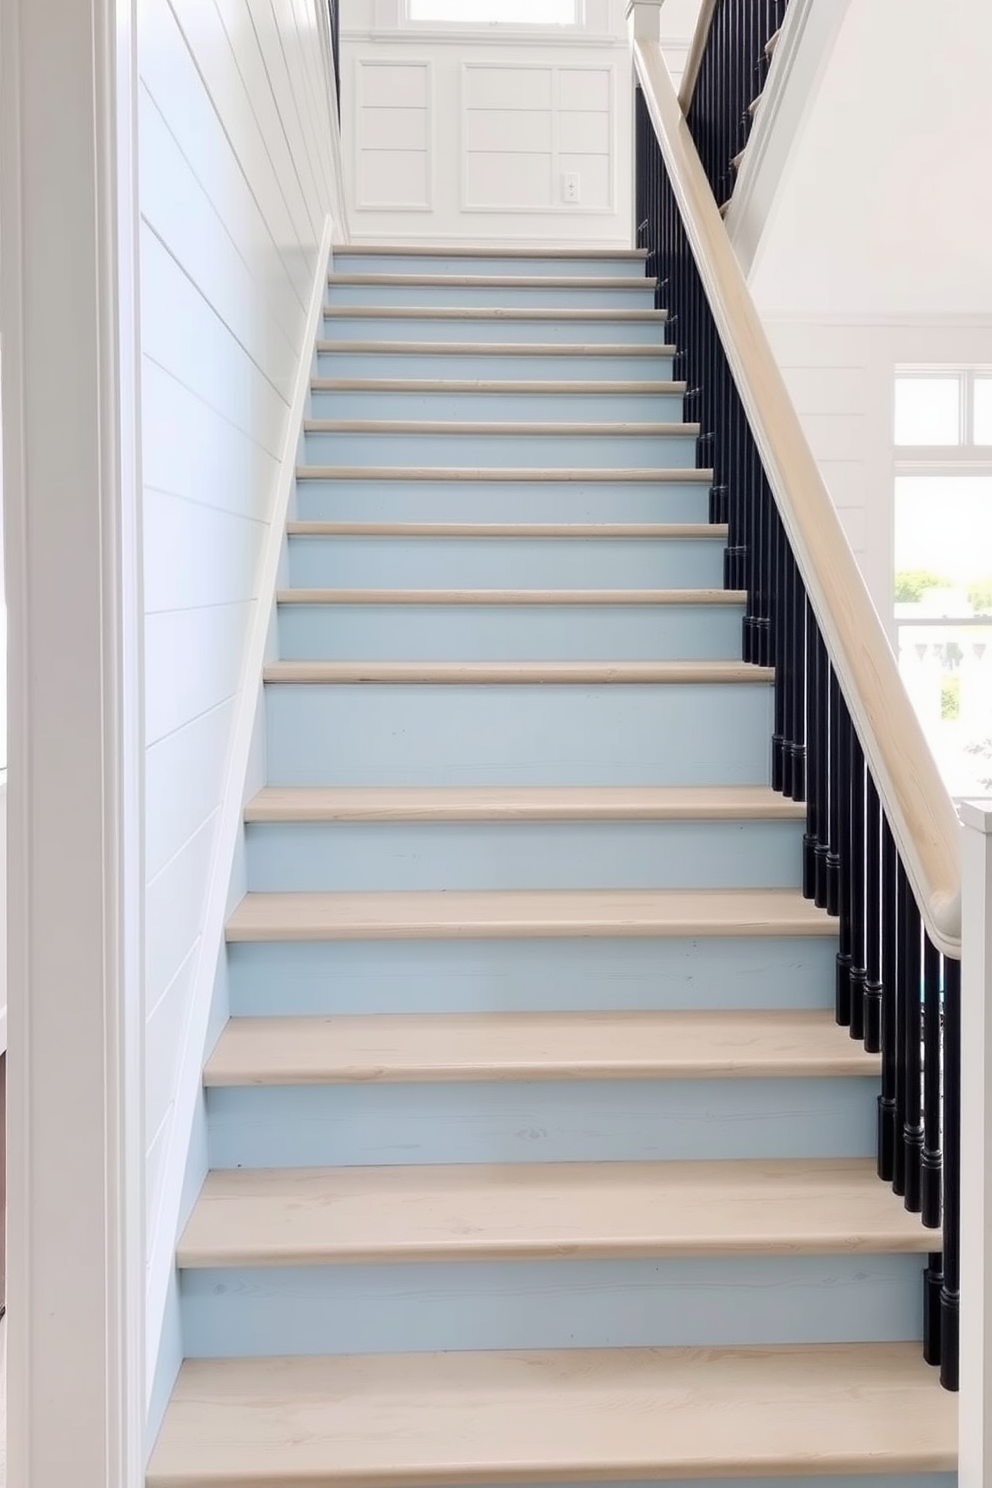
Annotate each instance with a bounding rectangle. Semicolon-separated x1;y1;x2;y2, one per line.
750;0;992;317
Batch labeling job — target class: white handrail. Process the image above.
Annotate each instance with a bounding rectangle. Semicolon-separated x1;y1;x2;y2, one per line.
634;35;962;957
678;0;718;112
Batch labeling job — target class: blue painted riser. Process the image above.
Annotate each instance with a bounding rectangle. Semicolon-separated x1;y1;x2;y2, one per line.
293;478;712;525
245;818;804;892
327;283;657;310
277;603;744;662
226;936;839;1017
264;682;775;786
304;429;698;469
286;535;725;589
180;1253;922;1359
332;254;650;279
206;1076;875;1169
310;388;686;422
321;315;668;345
315;350;679;382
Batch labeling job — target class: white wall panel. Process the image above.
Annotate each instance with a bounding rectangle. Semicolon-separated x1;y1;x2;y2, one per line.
342;8;630;245
138;0;343;1419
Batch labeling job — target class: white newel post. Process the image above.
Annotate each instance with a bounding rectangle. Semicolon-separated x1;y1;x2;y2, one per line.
960;800;992;1488
626;0;665;43
0;0;145;1483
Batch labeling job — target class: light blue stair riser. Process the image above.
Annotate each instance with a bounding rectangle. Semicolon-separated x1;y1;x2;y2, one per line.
310;388;686;423
316;350;678;382
294;478;711;525
326;283;657;310
265;682;775;786
206;1076;876;1169
245;817;805;893
304;428;699;470
227;936;839;1017
286;536;725;589
180;1253;922;1359
321;314;668;346
277;603;744;662
332;254;650;280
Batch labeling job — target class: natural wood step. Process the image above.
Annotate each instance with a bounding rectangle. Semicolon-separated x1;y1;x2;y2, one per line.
311;378;687;394
336;244;651;259
204;1008;873;1087
147;1343;956;1486
179;1157;923;1268
323;305;668;322
303;419;701;436
316;340;678;356
328;274;660;290
244;783;806;823
295;465;713;482
225;887;834;943
276;587;746;606
286;519;725;535
262;660;774;685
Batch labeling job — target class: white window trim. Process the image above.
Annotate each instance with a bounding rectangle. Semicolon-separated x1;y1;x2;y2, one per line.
401;0;586;38
895;366;992;455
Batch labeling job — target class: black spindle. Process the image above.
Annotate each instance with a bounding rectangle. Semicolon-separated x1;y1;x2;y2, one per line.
920;937;942;1229
941;954;960;1391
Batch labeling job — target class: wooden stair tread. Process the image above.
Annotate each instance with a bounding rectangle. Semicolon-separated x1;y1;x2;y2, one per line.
244;784;805;823
276;587;746;605
303;419;701;435
262;660;774;684
316;339;678;356
225;887;834;942
337;244;652;259
295;466;713;482
287;518;723;535
148;1343;956;1485
311;378;687;394
204;1008;874;1087
328;274;660;290
179;1157;924;1268
323;306;668;321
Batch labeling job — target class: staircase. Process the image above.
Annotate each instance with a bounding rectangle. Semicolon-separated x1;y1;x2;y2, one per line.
148;248;956;1486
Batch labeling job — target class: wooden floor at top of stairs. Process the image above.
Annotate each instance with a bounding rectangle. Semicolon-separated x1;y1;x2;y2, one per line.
225;887;835;943
146;1342;957;1487
177;1156;927;1269
204;1007;876;1086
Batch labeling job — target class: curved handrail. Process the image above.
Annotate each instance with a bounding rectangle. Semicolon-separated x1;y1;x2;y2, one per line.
635;35;962;957
677;0;718;111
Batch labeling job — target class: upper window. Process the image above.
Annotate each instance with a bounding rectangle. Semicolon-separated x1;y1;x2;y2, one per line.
894;370;992;447
408;0;578;23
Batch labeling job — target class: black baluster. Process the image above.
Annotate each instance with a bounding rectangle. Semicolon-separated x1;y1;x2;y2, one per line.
899;872;923;1212
924;1249;944;1369
940;954;960;1391
878;818;898;1183
826;668;841;918
863;773;883;1054
921;937;942;1229
814;630;831;908
835;694;852;1026
802;603;819;898
848;733;867;1042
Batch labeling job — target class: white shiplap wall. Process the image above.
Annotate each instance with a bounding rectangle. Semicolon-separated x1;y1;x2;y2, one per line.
138;0;344;1431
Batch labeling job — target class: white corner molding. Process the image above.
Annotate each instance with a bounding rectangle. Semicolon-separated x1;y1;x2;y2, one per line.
1;0;145;1482
960;798;992;1488
725;0;854;279
633;36;962;956
144;213;335;1403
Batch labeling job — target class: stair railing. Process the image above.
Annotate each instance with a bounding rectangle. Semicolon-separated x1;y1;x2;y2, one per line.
678;0;788;208
328;0;341;114
630;6;962;1390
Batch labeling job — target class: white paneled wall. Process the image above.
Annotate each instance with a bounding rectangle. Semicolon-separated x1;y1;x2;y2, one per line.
341;0;634;245
137;0;344;1426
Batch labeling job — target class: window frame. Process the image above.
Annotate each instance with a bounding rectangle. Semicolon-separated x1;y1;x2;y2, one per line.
403;0;584;34
894;366;992;458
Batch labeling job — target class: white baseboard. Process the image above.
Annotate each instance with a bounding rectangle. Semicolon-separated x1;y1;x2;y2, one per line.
143;214;334;1418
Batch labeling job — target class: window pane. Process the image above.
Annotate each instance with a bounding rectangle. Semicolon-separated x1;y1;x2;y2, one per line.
410;0;576;20
975;377;992;445
895;475;992;602
894;376;960;445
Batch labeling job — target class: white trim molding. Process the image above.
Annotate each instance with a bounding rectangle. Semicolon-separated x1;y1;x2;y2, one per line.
961;798;992;1488
726;0;854;280
1;0;145;1482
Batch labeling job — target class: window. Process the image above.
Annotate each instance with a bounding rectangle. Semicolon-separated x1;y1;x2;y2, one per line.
893;368;992;799
408;0;578;24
